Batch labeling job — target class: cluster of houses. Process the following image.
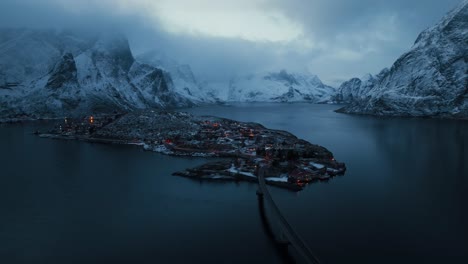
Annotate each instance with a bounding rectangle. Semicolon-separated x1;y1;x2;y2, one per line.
47;110;345;188
52;115;116;136
165;118;346;185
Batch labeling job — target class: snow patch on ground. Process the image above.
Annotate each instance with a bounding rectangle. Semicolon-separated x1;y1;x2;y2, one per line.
265;176;289;182
310;162;325;169
150;144;174;155
210;175;234;180
227;165;256;178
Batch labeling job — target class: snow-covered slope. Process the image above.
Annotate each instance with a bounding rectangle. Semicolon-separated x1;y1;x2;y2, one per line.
332;69;389;103
227;70;335;103
339;1;468;118
0;29;192;121
136;51;219;103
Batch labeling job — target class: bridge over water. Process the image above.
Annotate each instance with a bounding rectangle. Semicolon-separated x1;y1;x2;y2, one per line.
257;166;321;264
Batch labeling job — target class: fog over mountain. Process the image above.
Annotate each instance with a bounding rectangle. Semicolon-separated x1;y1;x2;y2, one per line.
0;29;196;120
0;0;466;120
0;0;461;86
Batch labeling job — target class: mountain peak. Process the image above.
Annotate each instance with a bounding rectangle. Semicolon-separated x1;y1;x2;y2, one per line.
137;49;218;103
414;0;468;46
227;70;334;103
338;1;468;118
91;33;134;72
0;29;195;121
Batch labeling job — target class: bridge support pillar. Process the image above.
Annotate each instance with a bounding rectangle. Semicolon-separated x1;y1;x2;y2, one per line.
277;240;290;252
256;188;264;197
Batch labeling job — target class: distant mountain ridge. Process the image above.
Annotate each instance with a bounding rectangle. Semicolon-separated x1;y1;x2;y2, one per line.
336;0;468;118
226;70;336;103
0;29;193;121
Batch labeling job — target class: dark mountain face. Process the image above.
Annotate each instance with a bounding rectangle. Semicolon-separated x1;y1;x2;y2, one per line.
332;78;362;103
136;51;217;103
46;53;78;89
264;70;300;86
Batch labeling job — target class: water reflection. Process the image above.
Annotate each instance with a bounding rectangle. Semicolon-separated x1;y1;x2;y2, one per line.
187;103;468;263
1;104;467;264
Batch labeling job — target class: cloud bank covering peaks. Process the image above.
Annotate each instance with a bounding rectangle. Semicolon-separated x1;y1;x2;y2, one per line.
0;0;463;85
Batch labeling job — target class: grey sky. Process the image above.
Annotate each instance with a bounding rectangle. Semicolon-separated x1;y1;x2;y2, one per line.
0;0;463;86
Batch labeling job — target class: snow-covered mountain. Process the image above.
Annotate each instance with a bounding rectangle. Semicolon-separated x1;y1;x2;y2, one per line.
332;69;389;103
226;70;335;103
338;1;468;118
136;51;219;103
0;29;193;121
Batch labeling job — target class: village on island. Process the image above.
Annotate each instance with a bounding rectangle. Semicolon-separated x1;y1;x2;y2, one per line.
38;110;346;191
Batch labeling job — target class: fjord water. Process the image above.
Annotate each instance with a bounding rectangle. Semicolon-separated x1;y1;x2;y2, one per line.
1;104;467;264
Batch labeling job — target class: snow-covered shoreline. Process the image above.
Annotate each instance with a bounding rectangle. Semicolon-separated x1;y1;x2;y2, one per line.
36;110;346;191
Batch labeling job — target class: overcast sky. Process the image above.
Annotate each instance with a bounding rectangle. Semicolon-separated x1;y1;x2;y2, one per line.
0;0;463;86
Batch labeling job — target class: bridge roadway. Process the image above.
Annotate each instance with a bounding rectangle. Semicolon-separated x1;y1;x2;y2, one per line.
257;166;321;264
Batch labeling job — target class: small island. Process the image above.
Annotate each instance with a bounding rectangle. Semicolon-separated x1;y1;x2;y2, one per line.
38;110;346;191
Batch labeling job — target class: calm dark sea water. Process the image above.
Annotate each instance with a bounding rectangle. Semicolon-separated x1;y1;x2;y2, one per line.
1;103;467;264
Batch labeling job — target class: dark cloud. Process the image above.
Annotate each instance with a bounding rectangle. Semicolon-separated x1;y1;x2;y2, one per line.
0;0;463;85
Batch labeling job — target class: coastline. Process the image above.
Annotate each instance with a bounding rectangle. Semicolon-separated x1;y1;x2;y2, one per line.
34;110;346;191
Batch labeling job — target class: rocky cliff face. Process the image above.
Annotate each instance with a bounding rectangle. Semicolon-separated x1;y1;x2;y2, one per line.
46;53;78;89
0;29;192;121
338;1;468;118
333;69;389;103
333;78;362;103
136;51;219;103
227;70;336;103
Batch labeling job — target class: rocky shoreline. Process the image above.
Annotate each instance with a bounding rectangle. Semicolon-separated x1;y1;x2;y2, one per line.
36;110;346;191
